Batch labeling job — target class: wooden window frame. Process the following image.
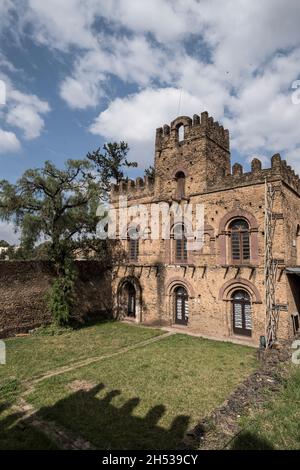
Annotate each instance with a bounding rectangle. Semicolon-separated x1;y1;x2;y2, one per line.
172;224;188;264
128;226;139;262
128;237;139;261
229;219;250;264
232;290;252;337
174;286;189;325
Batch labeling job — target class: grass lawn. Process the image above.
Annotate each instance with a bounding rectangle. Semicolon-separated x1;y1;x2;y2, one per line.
0;321;164;384
0;322;257;450
230;365;300;450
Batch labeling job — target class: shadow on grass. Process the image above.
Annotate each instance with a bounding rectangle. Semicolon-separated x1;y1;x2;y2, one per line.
33;317;115;336
230;431;274;450
0;407;58;449
0;384;190;450
70;313;115;330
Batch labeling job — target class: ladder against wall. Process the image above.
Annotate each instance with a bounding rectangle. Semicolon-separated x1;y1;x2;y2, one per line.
264;181;281;348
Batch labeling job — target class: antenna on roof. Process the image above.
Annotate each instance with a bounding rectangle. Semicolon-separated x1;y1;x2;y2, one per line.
177;88;183;115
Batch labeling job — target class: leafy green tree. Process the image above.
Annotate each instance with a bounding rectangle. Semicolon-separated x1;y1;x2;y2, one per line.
0;142;135;324
0;159;101;324
144;165;155;179
87;142;137;194
0;159;102;268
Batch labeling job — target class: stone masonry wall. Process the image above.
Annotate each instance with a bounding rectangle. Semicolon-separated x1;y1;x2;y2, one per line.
110;112;300;347
0;261;112;338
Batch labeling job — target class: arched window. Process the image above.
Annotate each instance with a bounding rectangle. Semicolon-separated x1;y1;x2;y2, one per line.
178;125;184;142
229;219;250;263
232;290;252;336
173;224;187;263
174;286;189;325
128;226;139;261
175;171;185;198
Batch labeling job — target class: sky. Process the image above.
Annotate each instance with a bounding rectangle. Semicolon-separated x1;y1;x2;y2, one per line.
1;0;300;243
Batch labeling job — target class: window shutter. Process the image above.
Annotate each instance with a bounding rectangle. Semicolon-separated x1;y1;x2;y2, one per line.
233;302;243;328
129;239;139;261
242;232;250;260
244;303;252;330
176;297;182;320
231;232;241;260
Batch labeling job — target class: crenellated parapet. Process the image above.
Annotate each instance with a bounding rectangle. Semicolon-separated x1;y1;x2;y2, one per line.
110;176;155;202
111;112;300;202
155;111;230;153
208;153;300;195
279;157;300;193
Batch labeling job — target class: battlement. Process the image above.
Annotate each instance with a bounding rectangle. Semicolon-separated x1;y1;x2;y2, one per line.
208;153;300;195
111;176;155;201
155;112;230;152
110;112;300;203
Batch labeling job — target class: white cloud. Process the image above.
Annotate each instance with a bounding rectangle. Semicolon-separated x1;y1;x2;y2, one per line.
96;0;200;42
6;105;45;140
284;147;300;174
0;128;21;153
90;87;203;166
2;0;300;172
59;34;171;109
1;83;51;140
60;76;103;109
24;0;99;50
226;49;300;159
0;0;15;33
0;63;50;144
0;221;19;244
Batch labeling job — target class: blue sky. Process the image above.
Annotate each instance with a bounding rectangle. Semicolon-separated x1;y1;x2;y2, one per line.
1;0;300;241
0;22;138;182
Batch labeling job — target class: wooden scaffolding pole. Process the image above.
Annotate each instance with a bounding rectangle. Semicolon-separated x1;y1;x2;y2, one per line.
264;180;279;348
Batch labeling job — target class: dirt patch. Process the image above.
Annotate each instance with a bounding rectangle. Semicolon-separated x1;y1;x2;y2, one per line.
67;379;96;393
183;341;293;450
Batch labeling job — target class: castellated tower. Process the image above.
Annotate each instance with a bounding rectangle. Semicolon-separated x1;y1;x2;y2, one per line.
154;112;230;199
110;109;300;348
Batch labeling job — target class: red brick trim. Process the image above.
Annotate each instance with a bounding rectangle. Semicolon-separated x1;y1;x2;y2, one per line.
165;276;196;298
219;209;259;231
219;277;262;303
218;209;259;265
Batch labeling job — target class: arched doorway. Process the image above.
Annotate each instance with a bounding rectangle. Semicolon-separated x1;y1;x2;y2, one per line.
117;277;142;322
126;283;136;317
121;282;136;318
174;286;189;325
232;290;252;336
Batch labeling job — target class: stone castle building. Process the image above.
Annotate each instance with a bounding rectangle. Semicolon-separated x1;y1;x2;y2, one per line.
110;112;300;346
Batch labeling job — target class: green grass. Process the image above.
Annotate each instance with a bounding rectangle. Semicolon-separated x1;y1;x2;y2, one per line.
0;321;163;386
230;365;300;450
0;322;258;450
27;334;257;449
